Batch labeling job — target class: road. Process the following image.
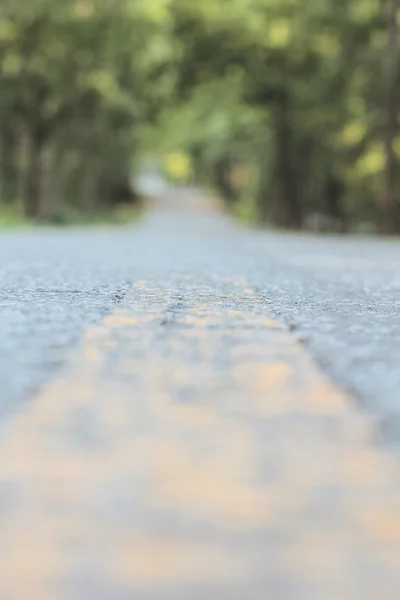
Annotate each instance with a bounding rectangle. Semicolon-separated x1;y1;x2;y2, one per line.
0;187;400;598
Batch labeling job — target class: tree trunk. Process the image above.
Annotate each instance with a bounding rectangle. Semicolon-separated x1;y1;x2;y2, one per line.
0;119;18;204
22;126;45;219
256;145;272;224
213;156;238;204
189;144;205;184
0;121;4;205
325;175;347;233
81;160;100;214
382;0;400;233
294;134;314;221
41;137;66;221
271;98;302;229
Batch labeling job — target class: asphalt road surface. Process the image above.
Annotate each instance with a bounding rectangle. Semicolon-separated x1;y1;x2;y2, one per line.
0;188;400;599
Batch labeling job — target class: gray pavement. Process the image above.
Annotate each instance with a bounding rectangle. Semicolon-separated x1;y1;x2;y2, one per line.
0;227;133;418
1;189;400;599
1;190;400;436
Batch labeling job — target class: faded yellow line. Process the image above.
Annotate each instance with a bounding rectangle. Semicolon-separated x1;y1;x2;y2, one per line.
0;283;399;599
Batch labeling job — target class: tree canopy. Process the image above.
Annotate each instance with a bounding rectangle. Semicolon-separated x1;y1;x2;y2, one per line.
0;0;399;233
0;0;175;221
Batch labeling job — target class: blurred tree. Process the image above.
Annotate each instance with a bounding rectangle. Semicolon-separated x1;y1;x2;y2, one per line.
168;0;394;232
382;0;400;232
0;0;175;220
0;0;399;233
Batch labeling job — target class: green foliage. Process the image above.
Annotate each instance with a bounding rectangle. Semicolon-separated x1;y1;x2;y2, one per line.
164;0;397;232
0;0;398;233
0;0;175;219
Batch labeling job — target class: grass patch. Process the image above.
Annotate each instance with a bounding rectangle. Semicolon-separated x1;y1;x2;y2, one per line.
0;203;142;229
0;206;30;229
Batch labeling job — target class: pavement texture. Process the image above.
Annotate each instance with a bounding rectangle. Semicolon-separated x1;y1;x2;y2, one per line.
0;188;400;598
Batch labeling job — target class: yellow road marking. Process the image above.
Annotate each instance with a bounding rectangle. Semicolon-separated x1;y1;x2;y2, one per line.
0;283;399;599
